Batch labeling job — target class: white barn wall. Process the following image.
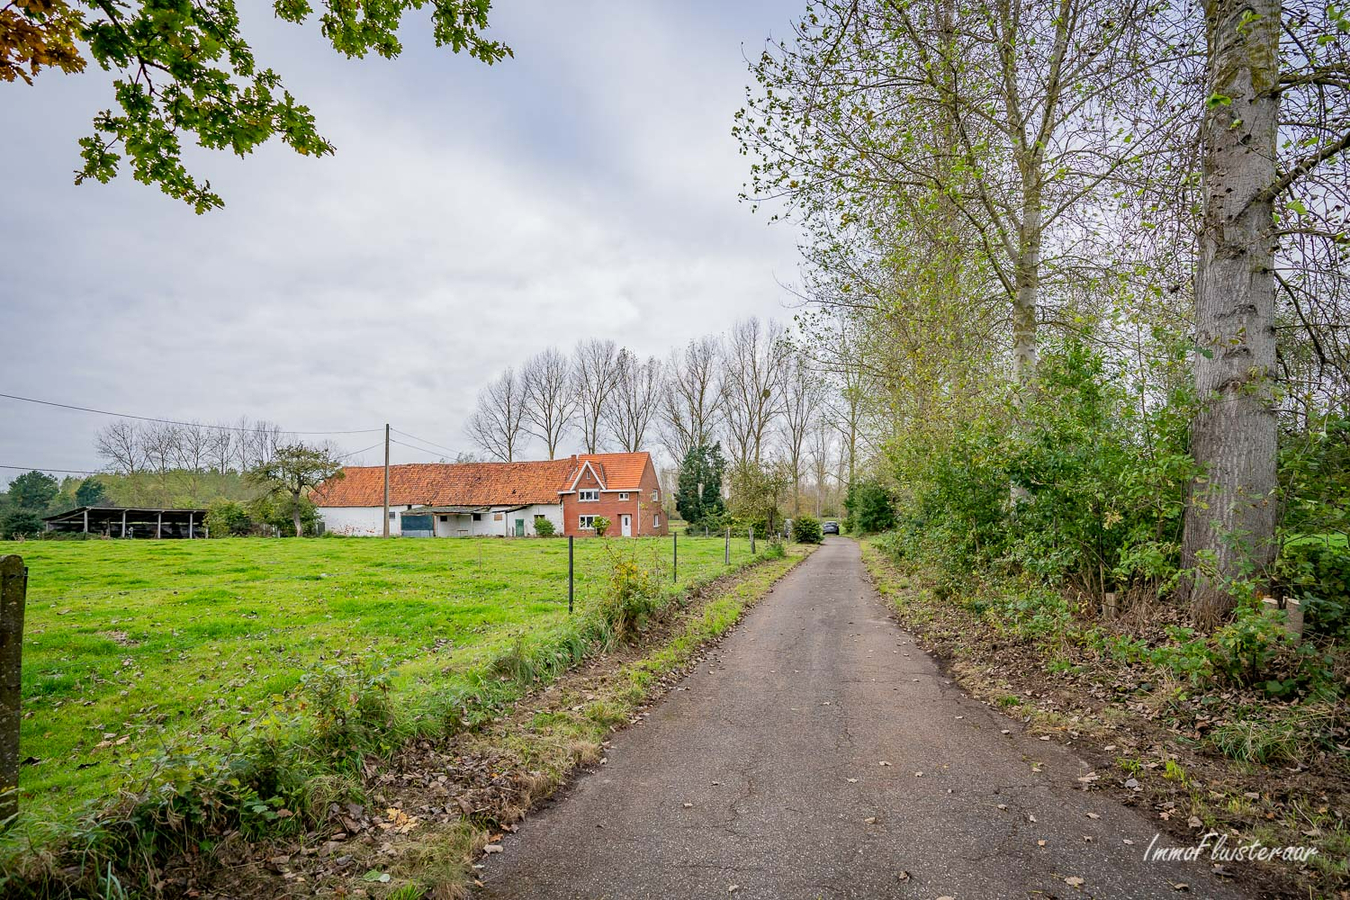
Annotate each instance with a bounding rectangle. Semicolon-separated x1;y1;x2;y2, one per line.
319;503;564;537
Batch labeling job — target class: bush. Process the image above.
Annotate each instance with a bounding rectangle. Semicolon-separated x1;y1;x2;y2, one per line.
603;550;659;636
593;516;611;537
1276;539;1350;639
0;508;43;539
793;515;822;544
844;481;896;534
206;499;252;537
533;517;556;537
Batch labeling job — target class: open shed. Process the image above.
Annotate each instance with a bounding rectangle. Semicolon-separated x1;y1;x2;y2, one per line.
42;506;209;539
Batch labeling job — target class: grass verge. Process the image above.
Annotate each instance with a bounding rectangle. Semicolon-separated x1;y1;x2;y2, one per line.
859;539;1349;898
1;539;809;898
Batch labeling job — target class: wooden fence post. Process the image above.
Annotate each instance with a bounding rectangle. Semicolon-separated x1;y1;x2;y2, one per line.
724;527;730;566
749;527;755;556
1;555;27;823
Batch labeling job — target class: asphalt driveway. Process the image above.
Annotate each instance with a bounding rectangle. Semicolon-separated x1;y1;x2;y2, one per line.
477;538;1248;899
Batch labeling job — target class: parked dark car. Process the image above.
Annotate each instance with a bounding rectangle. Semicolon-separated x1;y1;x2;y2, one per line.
822;520;840;535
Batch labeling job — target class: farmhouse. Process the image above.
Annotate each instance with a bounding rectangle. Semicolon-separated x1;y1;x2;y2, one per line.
311;452;668;538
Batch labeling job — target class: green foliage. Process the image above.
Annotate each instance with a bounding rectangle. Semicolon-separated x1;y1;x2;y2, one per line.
727;460;790;534
1277;539;1350;639
12;0;512;211
792;515;822;544
74;477;109;507
844;480;896;534
1278;414;1350;543
533;517;556;537
676;443;727;531
248;444;342;536
592;516;610;537
7;469;59;511
760;540;786;560
0;508;43;539
206;499;252;537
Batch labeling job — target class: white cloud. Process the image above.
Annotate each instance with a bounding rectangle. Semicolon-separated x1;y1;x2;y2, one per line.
0;0;803;477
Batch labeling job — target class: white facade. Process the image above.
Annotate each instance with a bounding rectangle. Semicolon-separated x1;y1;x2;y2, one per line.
319;503;564;537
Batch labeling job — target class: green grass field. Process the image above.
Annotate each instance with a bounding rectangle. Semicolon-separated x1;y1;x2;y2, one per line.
1;534;755;821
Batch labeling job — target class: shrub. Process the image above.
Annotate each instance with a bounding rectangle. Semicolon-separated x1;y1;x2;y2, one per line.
792;515;822;544
1276;539;1350;639
845;480;896;534
760;540;786;560
0;508;43;539
603;551;659;636
593;516;611;537
206;499;252;537
533;517;556;537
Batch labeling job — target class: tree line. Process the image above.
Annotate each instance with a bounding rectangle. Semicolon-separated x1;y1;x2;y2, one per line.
465;318;861;521
736;0;1349;626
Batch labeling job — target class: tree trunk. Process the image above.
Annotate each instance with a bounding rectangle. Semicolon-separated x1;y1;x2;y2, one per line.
292;491;304;537
1012;187;1042;385
1182;0;1280;626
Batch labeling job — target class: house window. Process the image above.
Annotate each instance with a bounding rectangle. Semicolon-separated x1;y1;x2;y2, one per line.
579;515;596;529
654;515;660;528
472;512;482;522
388;511;397;520
439;515;448;522
651;491;659;502
617;492;629;501
579;489;599;502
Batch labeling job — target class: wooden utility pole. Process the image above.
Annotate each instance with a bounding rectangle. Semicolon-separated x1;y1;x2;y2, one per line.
1;555;27;822
382;423;391;538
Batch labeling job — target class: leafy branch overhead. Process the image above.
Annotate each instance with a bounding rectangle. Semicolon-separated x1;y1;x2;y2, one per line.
1;0;510;212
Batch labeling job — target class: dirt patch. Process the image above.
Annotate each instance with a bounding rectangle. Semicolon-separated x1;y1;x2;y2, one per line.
859;543;1348;900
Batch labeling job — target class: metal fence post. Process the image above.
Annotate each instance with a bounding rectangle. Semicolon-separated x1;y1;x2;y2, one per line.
1;555;27;823
568;535;574;614
749;526;755;556
673;533;678;582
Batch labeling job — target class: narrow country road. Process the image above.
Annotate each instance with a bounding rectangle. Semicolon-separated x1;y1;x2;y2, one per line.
478;538;1248;900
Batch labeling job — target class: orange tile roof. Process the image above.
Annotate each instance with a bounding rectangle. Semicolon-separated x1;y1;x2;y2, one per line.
311;452;654;507
569;453;651;491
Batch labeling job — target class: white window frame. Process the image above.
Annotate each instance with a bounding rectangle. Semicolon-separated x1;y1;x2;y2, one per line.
654;515;660;528
579;489;599;502
578;515;596;529
651;490;659;502
617;492;629;501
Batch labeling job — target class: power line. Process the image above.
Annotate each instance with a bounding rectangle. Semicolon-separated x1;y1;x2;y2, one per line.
335;442;383;461
0;392;383;436
0;463;99;475
389;438;449;459
391;428;460;456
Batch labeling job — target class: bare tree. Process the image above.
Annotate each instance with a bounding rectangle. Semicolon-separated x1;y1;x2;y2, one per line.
466;368;527;462
207;427;235;474
659;336;723;465
780;353;824;514
808;418;833;518
521;347;577;459
606;350;663;453
573;338;621;454
95;420;145;476
720;318;788;467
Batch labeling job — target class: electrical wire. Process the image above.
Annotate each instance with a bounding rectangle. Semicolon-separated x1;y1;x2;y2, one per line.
0;392;383;435
389;438;449;460
391;428;460;456
0;463;99;475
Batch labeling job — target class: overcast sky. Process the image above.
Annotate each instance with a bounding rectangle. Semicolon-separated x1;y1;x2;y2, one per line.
0;0;804;482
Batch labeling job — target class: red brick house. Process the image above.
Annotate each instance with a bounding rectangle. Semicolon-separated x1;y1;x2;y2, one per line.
559;452;668;537
312;451;667;538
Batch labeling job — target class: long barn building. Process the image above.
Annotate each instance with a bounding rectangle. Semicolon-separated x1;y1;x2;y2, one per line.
310;452;668;539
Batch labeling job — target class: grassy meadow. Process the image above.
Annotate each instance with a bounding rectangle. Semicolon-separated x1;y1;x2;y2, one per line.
2;534;755;824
